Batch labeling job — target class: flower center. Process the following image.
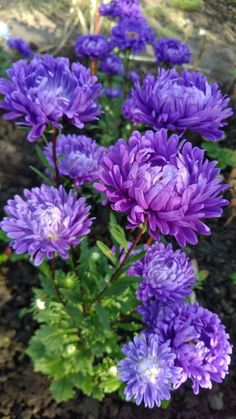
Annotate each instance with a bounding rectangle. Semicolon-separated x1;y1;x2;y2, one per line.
137;357;160;384
126;31;139;40
34;205;62;239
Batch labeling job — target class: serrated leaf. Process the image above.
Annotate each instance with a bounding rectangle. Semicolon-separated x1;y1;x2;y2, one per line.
110;224;128;252
95;303;110;329
50;378;75;402
97;241;118;266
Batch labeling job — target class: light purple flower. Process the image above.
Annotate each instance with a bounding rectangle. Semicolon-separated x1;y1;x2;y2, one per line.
118;333;182;408
7;37;32;58
95;129;228;247
0;185;93;266
44;134;106;187
148;301;232;395
110;18;155;53
99;0;143;20
100;54;124;76
0;54;102;142
103;86;122;98
133;242;197;303
74;34;111;59
122;97;142;125
132;69;232;141
153;38;191;67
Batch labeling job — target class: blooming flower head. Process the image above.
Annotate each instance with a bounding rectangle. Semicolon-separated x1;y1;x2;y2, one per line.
133;242;197;303
7;37;32;58
148;301;232;394
44;134;106;187
0;54;102;142
74;34;111;60
0;185;93;266
99;0;143;20
95;129;228;247
122;97;142;125
153;38;191;67
100;54;124;76
128;70;139;83
110;18;155;53
132;69;232;141
118;333;182;408
103;86;122;98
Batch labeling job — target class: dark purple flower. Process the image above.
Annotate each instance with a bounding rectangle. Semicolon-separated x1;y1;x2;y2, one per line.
95;129;228;247
128;71;139;83
110;18;155;54
99;0;143;20
0;54;102;142
133;242;197;303
103;86;122;98
100;54;124;76
148;301;232;394
7;37;32;58
44;134;106;187
118;333;182;408
122;97;142;125
153;38;191;67
132;69;232;141
74;34;110;60
0;185;93;266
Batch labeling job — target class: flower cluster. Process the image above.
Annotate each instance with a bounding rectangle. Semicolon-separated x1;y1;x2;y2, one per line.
99;0;143;20
0;54;102;141
95;129;228;246
153;38;191;67
7;37;32;58
131;69;232;141
44;134;106;187
100;54;124;76
0;185;93;266
74;34;111;60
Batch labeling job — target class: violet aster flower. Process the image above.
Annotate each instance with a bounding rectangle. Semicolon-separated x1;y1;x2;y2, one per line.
44;134;106;187
0;185;93;266
128;71;139;83
0;54;102;142
118;333;182;408
132;69;232;141
133;242;197;303
99;0;143;20
153;38;191;67
122;97;142;125
95;129;228;247
110;18;155;54
100;54;124;76
148;301;232;394
103;86;122;98
74;34;111;60
7;37;32;58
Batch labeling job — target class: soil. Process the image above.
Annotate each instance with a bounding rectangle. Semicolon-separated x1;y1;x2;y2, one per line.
0;104;236;418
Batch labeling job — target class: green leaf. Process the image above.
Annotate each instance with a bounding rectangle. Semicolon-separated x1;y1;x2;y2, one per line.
35;145;54;171
161;399;171;409
231;272;236;285
27;337;45;359
109;224;128;252
95;303;110;329
97;241;118;266
101;377;121;393
29;165;53;184
0;231;10;243
121;251;146;273
103;275;140;298
50;378;75;402
202;141;236;169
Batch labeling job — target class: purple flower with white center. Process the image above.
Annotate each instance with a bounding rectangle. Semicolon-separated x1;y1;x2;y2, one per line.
132;69;232;141
122;97;142;125
103;86;122;98
99;0;143;20
7;37;32;58
128;71;139;83
153;38;191;67
100;54;124;76
110;18;155;54
74;34;111;60
44;134;106;187
0;54;102;142
95;129;228;247
148;301;232;394
133;242;197;303
118;333;182;408
0;185;93;266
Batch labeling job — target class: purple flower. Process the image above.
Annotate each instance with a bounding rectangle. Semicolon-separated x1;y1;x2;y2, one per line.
74;34;111;60
0;54;102;142
133;242;197;303
122;97;142;125
0;185;93;266
118;333;182;408
7;37;32;58
128;71;139;83
100;54;124;76
99;0;143;20
110;18;155;53
148;301;232;394
44;134;106;187
132;69;232;141
103;86;122;98
95;129;228;247
153;38;191;67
